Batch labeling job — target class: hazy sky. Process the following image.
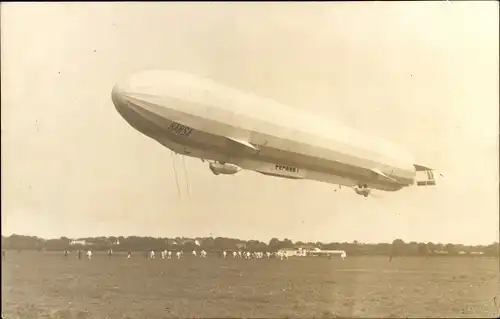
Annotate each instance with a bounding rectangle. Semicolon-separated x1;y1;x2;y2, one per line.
1;2;498;245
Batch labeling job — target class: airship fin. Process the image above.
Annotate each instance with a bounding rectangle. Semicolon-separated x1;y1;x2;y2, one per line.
413;164;439;186
226;136;258;151
369;168;400;183
413;164;434;171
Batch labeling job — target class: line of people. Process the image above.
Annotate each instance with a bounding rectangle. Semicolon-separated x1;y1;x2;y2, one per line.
61;248;291;260
64;249;92;260
146;249;188;259
220;250;290;260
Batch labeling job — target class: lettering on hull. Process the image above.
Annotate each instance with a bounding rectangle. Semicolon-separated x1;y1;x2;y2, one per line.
167;122;193;137
275;164;299;173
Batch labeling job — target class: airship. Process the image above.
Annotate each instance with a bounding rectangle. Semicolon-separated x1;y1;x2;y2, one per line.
111;70;437;197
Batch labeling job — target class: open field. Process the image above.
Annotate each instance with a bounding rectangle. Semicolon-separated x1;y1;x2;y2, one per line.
2;251;499;318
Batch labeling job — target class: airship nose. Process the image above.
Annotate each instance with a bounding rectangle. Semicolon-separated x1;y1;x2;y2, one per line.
111;71;159;109
111;81;128;110
111;69;205;117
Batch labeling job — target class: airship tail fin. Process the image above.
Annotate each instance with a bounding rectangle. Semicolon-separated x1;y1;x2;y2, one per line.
414;164;438;186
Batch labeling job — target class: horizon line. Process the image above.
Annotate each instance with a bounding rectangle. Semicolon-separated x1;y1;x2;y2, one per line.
1;233;498;247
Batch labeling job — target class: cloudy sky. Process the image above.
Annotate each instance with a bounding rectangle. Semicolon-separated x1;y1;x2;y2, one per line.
1;2;498;245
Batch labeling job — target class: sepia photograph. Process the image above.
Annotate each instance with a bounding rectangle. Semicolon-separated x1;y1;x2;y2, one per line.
1;1;499;318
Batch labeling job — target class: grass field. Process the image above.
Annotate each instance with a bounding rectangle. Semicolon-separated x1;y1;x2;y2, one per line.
2;251;499;318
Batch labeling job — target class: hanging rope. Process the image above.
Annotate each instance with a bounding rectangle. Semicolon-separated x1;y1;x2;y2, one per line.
181;156;191;199
170;151;181;198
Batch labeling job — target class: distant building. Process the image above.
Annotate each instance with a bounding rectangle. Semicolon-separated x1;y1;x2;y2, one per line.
278;248;299;257
454;251;485;256
297;244;318;250
236;243;246;250
296;245;318;256
70;239;88;246
180;238;195;245
433;250;449;254
307;248;347;257
165;238;177;245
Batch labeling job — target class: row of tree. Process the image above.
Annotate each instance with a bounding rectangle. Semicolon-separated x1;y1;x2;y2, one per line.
1;235;498;257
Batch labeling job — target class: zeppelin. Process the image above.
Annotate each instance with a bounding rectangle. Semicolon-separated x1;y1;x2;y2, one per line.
111;70;437;197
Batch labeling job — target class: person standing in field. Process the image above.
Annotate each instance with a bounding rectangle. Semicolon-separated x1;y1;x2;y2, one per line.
86;249;92;260
2;249;6;261
127;251;132;259
108;249;113;259
340;251;347;260
64;250;68;258
77;249;82;260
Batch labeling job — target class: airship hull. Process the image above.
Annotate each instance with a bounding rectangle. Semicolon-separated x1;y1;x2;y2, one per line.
112;70;436;192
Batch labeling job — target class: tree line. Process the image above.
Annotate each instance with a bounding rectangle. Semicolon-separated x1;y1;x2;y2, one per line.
1;234;498;257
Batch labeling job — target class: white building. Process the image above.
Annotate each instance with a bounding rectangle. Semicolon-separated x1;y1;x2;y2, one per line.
70;239;87;246
278;248;298;257
470;251;485;255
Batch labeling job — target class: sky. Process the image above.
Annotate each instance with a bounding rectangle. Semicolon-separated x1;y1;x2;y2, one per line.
1;2;498;245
